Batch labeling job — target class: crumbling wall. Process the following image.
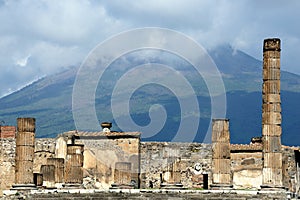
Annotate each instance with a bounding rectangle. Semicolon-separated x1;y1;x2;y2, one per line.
282;146;298;193
0;126;17;195
33;138;56;173
1;136;299;193
230;144;263;189
80;139;118;189
77;137;139;189
0;138;16;194
140;142;212;189
0;137;57;194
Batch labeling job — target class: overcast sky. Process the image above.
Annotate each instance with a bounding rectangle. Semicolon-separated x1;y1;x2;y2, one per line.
0;0;299;97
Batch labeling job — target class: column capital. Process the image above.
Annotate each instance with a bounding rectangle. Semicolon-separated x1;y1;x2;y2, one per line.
263;38;281;52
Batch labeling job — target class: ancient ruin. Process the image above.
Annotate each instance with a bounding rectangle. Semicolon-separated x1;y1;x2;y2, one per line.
211;119;232;189
261;38;283;189
13;118;36;189
0;38;300;199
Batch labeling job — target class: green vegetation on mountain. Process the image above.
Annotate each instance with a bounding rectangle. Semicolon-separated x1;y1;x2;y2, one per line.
0;45;299;145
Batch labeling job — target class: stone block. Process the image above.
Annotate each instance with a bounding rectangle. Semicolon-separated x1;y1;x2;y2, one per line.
233;169;262;189
66;154;83;167
65;166;83;184
15;160;34;184
262;124;281;136
263;80;280;94
212;143;230;159
17;118;35;132
263;152;282;168
262;136;281;153
212;159;231;174
15;145;34;161
211;119;230;143
262;168;282;186
262;103;281;112
47;158;64;183
262;112;281;125
263;68;280;80
41;165;55;188
212;173;231;184
16;132;35;146
263;94;281;103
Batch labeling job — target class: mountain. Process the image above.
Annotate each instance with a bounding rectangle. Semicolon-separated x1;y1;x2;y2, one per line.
0;44;299;145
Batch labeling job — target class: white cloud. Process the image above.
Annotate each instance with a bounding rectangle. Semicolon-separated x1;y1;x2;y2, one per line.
0;0;299;96
15;54;31;67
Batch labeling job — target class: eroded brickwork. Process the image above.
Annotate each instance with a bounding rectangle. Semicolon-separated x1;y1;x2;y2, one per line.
1;137;300;195
33;138;56;173
140;142;212;189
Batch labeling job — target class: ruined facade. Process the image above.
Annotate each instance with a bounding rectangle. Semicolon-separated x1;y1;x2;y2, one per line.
1;38;300;197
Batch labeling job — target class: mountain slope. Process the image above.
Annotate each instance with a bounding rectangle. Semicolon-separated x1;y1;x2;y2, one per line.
0;45;299;145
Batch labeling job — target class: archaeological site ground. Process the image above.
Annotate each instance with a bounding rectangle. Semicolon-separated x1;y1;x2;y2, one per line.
0;38;300;199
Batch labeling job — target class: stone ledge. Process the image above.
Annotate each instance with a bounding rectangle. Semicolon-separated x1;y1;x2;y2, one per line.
1;189;293;200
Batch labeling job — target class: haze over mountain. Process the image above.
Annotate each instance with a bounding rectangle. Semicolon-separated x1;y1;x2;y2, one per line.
0;44;299;146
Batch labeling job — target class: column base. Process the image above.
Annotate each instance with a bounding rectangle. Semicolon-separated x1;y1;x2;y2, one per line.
210;183;233;190
11;184;37;190
260;184;286;191
110;183;135;189
160;183;184;189
63;183;82;189
42;181;56;189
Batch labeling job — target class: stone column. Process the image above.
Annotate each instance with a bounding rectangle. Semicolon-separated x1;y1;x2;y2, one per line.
211;119;232;189
64;144;84;187
12;118;36;189
261;38;283;189
47;158;65;187
41;165;55;188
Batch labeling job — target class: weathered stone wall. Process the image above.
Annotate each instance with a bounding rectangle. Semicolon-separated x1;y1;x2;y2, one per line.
0;138;16;195
282;146;299;193
1;137;299;194
79;138;140;189
230;144;300;191
0;138;56;194
140;142;212;189
230;144;263;189
33;138;56;173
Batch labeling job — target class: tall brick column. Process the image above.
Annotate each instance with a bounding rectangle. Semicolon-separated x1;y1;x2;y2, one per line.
261;38;283;189
12;118;36;189
211;119;232;189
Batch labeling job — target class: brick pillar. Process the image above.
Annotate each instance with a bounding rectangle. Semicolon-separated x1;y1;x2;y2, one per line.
211;119;232;189
47;158;65;184
64;144;84;187
12;118;36;189
261;38;283;189
41;165;55;188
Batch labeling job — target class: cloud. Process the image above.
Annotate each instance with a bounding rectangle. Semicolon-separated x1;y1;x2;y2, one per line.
0;0;299;97
15;54;31;67
88;0;300;75
0;0;128;96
